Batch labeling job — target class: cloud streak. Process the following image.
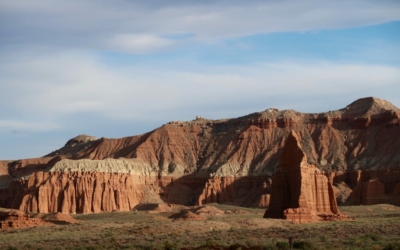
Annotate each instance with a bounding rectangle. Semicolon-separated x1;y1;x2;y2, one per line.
0;120;61;134
0;0;399;159
110;34;175;54
1;51;399;123
1;0;399;53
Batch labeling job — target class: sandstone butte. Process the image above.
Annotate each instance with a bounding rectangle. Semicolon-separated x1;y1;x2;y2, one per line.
263;131;349;222
0;97;399;214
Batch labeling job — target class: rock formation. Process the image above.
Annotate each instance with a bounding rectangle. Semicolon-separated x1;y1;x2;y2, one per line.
332;169;400;205
7;156;64;178
0;97;400;213
4;172;147;214
196;176;271;207
0;209;49;230
0;171;271;213
0;161;12;188
33;97;399;176
264;131;346;223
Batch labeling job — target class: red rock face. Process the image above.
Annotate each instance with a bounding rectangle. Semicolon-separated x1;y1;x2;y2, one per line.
333;170;400;205
1;172;273;214
0;161;12;188
196;176;271;207
0;97;400;213
347;179;388;205
5;172;147;214
264;131;345;223
7;156;64;178
43;97;400;175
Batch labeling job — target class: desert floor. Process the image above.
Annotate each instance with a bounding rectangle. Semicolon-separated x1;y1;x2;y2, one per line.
1;204;400;250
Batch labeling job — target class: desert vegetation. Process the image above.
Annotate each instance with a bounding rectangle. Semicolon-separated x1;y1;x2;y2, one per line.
0;204;399;250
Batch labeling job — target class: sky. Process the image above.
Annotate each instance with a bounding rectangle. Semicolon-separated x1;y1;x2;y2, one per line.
0;0;400;159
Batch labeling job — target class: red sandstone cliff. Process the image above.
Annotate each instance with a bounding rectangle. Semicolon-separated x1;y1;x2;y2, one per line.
7;156;64;179
43;97;400;175
0;171;270;213
4;172;148;214
263;131;347;223
0;161;12;188
332;169;400;205
196;176;271;207
0;97;400;213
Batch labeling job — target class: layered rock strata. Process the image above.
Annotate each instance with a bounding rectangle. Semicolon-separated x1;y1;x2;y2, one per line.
0;97;400;213
264;131;346;223
3;172;147;214
46;97;400;175
7;156;64;178
0;163;271;213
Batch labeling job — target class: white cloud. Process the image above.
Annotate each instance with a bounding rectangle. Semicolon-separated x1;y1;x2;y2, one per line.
1;0;399;52
1;52;399;123
1;0;399;159
110;34;174;53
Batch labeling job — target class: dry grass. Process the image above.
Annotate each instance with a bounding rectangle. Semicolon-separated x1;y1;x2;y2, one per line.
0;204;400;250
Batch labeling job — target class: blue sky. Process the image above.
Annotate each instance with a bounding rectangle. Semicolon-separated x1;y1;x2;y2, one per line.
0;0;399;159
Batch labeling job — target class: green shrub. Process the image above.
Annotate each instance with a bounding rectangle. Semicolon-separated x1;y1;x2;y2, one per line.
366;234;381;242
345;236;365;247
202;238;225;247
85;246;98;250
384;242;400;250
293;240;316;250
275;241;290;250
263;244;278;250
164;240;177;250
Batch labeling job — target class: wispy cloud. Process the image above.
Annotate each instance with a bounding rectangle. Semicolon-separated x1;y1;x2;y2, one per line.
0;0;399;159
109;34;175;54
1;0;399;53
1;51;399;122
0;120;61;133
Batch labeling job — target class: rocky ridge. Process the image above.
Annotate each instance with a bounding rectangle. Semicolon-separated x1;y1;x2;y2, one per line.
45;97;400;174
0;97;400;214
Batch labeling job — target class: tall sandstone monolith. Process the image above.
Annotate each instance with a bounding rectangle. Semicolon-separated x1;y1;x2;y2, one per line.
264;131;347;223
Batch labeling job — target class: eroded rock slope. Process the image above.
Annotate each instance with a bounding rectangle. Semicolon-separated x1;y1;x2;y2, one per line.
0;97;399;213
45;97;400;174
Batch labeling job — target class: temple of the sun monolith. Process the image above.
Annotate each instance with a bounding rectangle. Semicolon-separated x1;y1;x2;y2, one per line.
264;131;348;223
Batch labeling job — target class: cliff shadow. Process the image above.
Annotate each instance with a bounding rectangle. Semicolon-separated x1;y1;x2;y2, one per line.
160;173;271;208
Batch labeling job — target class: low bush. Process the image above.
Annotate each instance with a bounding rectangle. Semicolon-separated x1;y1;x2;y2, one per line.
384;242;400;250
164;240;178;250
275;241;290;250
201;238;226;248
292;240;316;250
